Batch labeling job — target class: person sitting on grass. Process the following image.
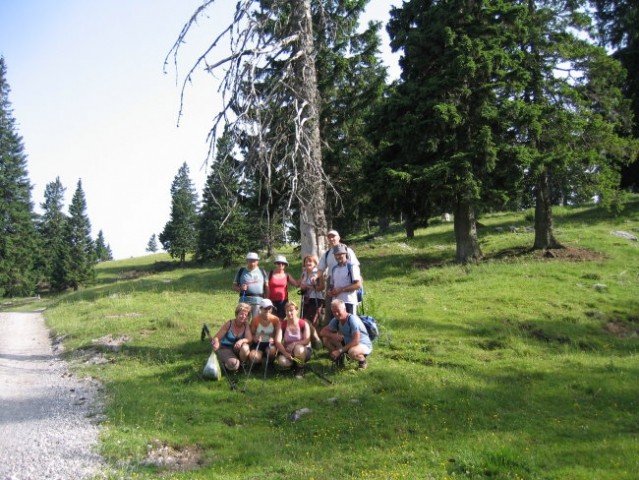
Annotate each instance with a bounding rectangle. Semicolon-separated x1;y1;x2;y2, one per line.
320;298;372;369
211;303;253;372
248;298;281;366
275;300;312;378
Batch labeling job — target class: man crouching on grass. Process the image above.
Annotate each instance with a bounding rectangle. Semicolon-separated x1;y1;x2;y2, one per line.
320;299;372;369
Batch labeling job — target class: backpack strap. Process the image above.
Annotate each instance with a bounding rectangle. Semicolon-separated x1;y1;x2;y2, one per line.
332;261;355;284
235;267;246;284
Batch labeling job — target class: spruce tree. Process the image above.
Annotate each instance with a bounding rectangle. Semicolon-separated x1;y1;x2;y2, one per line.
94;230;112;262
511;0;637;249
375;0;526;260
0;56;38;296
146;234;159;253
160;162;198;264
66;179;96;289
313;0;387;235
36;177;69;291
197;130;259;266
593;0;639;191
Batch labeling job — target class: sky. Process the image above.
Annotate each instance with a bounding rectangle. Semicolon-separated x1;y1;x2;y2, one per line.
0;0;402;259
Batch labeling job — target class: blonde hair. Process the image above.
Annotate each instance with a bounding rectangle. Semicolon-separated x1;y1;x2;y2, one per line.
285;300;298;310
235;303;251;316
302;254;318;267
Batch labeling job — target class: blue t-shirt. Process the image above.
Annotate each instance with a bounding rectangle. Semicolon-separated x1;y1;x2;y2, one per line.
234;267;266;304
328;314;372;350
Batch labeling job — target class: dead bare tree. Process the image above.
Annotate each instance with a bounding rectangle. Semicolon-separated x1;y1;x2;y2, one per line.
165;0;329;258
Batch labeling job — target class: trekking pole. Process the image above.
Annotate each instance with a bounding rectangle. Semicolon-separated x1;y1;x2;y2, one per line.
241;336;261;393
307;363;334;385
263;343;271;381
217;349;237;391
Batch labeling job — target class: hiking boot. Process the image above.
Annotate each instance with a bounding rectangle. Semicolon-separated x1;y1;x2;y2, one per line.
294;367;305;379
358;359;368;370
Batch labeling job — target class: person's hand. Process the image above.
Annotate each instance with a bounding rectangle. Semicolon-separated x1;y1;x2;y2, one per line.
241;283;248;291
211;339;219;351
330;349;342;360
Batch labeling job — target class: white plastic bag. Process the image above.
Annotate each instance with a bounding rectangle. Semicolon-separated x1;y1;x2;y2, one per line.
202;351;221;381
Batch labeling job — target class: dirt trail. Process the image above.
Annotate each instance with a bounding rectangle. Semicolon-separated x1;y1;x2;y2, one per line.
0;311;103;480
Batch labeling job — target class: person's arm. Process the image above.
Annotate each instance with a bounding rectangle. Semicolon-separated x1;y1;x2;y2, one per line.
341;329;360;353
347;248;360;266
232;269;245;293
320;322;340;341
332;279;361;296
263;275;270;298
235;328;252;351
299;321;311;347
249;317;258;337
287;273;299;288
274;323;291;358
211;321;230;351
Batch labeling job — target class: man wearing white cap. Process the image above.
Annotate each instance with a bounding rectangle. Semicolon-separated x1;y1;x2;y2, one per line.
232;252;269;320
317;230;360;323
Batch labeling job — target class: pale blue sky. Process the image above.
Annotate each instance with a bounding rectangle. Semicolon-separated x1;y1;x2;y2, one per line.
0;0;401;259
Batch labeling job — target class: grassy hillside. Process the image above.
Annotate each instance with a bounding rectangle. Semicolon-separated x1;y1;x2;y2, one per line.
36;199;639;479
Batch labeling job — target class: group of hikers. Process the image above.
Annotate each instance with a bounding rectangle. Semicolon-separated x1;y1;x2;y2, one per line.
209;230;373;378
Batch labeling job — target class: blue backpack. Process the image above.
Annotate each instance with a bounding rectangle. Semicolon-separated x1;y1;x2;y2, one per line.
359;315;379;341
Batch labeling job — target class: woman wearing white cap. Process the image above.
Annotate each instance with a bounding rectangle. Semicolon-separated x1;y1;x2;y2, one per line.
267;254;299;319
248;298;281;366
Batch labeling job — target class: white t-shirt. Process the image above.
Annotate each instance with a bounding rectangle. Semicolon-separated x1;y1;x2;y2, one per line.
331;262;361;305
318;245;359;277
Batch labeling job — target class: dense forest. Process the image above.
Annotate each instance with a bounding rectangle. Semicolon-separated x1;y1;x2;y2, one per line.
2;0;638;296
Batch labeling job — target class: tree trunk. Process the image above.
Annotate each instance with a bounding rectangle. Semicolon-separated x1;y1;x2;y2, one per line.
533;168;562;250
294;0;327;258
453;200;482;263
405;212;415;239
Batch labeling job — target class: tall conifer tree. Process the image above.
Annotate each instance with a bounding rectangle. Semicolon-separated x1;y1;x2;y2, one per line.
66;179;96;290
160;162;198;264
37;177;69;290
0;57;38;296
94;230;112;262
197;130;258;266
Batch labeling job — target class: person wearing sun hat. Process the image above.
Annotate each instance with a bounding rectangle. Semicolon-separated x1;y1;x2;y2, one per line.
267;254;299;319
317;230;360;324
247;298;281;367
232;252;269;320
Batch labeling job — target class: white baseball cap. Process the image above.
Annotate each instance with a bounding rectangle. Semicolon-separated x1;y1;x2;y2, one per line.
259;298;274;309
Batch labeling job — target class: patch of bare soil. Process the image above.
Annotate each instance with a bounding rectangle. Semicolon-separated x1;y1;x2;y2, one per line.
92;334;132;352
605;321;639;338
413;245;605;269
532;246;606;262
141;440;206;472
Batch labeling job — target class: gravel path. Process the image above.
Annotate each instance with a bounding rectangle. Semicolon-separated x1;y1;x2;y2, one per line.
0;311;104;480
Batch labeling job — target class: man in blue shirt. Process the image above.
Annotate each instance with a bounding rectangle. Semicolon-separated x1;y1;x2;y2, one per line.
232;252;269;320
320;298;372;369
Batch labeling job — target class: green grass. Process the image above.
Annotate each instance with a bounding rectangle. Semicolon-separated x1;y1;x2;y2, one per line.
34;199;639;479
